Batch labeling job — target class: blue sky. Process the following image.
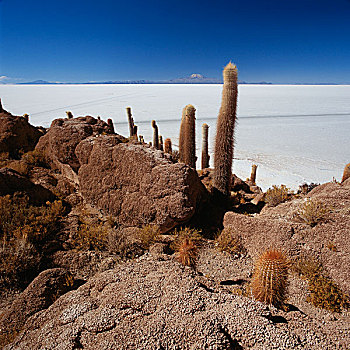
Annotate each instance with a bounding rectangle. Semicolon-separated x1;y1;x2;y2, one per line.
0;0;349;83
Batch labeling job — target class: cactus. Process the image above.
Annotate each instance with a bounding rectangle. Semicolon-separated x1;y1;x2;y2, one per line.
0;98;3;113
251;249;289;308
66;111;73;119
179;105;196;169
341;163;350;183
126;107;134;137
152;120;159;149
164;138;172;154
133;125;138;138
177;238;198;268
23;114;29;122
107;118;115;133
201;123;210;169
159;135;164;151
213;62;238;196
149;142;152;147
250;164;257;184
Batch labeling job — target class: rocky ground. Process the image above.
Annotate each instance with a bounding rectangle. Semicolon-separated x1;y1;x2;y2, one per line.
0;104;349;349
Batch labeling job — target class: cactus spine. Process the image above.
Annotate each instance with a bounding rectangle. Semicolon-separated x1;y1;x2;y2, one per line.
250;164;257;184
213;62;238;196
159;135;164;151
252;249;289;308
179;105;196;169
152;120;159;149
164;138;172;154
201;123;210;169
341;163;350;183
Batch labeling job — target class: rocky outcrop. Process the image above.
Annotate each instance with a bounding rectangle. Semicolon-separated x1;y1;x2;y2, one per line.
77;136;206;233
0;269;72;343
0;168;55;204
35;116;117;172
0;108;43;158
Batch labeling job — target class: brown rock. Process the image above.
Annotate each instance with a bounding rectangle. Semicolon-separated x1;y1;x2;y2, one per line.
35;116;118;172
0;109;43;158
0;268;72;343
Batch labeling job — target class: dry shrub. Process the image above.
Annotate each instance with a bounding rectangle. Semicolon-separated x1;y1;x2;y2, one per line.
215;228;245;257
108;228;142;259
137;224;160;249
21;149;48;168
296;199;330;227
74;221;109;251
171;227;202;251
293;257;349;312
251;249;289;308
265;185;291;207
177;238;198;268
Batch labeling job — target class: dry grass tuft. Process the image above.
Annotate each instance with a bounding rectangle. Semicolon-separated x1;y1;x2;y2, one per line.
296;198;330;227
215;228;245;257
137;224;160;249
265;185;291;207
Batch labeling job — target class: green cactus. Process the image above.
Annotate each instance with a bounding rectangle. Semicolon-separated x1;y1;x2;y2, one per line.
201;123;210;169
164;138;172;154
341;163;350;183
251;249;289;308
213;62;238;196
152;120;159;149
250;164;257;184
179;105;196;169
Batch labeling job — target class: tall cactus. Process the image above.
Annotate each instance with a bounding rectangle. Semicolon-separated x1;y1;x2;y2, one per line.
179;105;196;169
126;107;135;138
0;98;3;113
152;120;159;149
201;123;210;169
251;249;289;308
164;138;172;154
250;164;257;184
213;62;238;196
341;163;350;183
159;135;164;151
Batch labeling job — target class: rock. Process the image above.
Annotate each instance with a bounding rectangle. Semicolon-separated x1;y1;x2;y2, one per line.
6;255;347;350
77;136;206;233
0;167;55;205
35;116;118;172
0;109;43;158
232;174;251;193
0;268;72;343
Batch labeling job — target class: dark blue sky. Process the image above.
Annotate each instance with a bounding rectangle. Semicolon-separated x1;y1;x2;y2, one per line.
0;0;349;83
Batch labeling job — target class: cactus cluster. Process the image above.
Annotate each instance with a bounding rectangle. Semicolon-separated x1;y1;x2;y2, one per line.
179;104;196;169
251;249;289;308
213;62;238;196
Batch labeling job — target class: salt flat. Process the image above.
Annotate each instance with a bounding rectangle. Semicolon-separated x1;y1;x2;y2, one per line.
0;84;349;190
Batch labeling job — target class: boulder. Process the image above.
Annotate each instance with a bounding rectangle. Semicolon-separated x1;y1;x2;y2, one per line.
0;168;55;204
35;116;117;172
0;107;43;158
77;136;206;233
0;268;72;343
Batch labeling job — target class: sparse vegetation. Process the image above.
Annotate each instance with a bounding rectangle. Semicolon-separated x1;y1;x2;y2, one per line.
74;220;109;251
296;198;330;227
137;224;160;249
215;228;245;257
293;257;349;312
171;227;202;251
251;249;289;308
265;185;291;206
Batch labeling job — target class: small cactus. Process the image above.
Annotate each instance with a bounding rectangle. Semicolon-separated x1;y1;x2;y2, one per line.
152;120;159;149
107;118;115;133
341;163;350;183
126;107;135;137
179;104;196;169
250;164;257;184
164;138;172;154
177;238;198;268
23;113;29;122
213;62;238;196
159;135;164;151
251;249;289;308
201;123;210;169
133;125;138;138
66;111;73;119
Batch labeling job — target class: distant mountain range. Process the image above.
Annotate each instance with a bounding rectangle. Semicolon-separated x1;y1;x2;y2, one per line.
17;74;272;85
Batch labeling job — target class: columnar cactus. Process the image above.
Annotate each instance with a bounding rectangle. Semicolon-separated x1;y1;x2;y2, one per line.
23;114;29;122
0;98;3;113
213;62;238;196
66;111;73;119
341;163;350;183
107;118;115;133
251;249;289;308
179;105;196;169
201;123;210;169
126;107;135;138
152;120;159;149
250;164;257;184
133;125;138;138
159;135;164;151
164;138;172;154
